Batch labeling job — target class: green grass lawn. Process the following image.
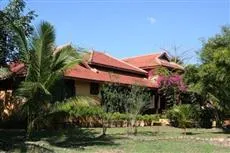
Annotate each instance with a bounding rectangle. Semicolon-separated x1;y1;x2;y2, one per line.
1;126;230;153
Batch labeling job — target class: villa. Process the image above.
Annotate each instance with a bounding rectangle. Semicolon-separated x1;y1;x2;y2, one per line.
1;50;184;113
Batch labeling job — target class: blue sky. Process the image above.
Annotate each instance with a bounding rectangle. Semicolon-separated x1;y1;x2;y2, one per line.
2;0;230;63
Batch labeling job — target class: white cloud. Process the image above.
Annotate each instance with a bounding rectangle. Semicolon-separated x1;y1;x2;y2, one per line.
147;17;156;24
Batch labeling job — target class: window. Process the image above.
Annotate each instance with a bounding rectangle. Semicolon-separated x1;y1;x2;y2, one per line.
90;83;99;95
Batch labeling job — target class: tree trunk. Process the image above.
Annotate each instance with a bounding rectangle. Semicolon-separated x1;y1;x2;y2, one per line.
102;119;107;136
183;127;186;135
134;126;137;135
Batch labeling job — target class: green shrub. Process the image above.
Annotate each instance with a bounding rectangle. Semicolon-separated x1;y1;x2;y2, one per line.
111;112;122;121
152;114;160;121
120;113;129;121
38;95;169;128
136;114;144;121
199;108;214;128
166;104;200;128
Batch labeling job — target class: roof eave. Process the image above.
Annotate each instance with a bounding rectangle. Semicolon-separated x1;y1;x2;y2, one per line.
64;75;157;88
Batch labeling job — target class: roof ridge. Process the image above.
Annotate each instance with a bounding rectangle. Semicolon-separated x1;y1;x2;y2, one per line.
122;52;163;61
91;51;147;74
103;52;147;74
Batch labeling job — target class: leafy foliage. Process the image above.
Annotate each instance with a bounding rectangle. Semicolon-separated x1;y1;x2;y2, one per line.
183;65;201;93
51;97;104;127
125;85;151;134
100;83;129;134
101;83;151;117
14;21;81;135
183;26;230;118
126;85;151;119
51;96;99;112
166;104;200;128
0;67;12;80
101;83;151;134
0;0;36;65
101;83;128;113
27;95;161;129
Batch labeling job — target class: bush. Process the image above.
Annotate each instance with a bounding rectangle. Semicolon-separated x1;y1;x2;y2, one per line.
34;97;106;128
166;104;200;128
1;95;167;129
136;114;144;121
3;95;167;129
199;108;214;128
111;112;122;121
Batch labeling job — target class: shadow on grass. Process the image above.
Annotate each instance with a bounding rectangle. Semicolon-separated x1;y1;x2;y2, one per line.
15;143;55;153
136;130;203;136
0;129;26;151
135;130;167;137
183;132;202;135
0;128;121;152
210;131;230;135
137;131;157;136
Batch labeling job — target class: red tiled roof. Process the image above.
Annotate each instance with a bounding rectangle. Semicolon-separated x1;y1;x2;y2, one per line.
65;64;157;88
88;51;147;74
123;53;161;68
8;51;181;88
123;52;184;70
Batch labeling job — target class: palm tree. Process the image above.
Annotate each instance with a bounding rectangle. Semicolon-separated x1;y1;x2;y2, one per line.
14;21;81;136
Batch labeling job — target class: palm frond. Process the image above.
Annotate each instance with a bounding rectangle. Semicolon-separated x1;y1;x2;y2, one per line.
25;51;40;82
16;81;51;101
50;96;99;113
44;45;82;89
30;22;55;84
13;21;84;133
206;92;221;110
52;44;82;72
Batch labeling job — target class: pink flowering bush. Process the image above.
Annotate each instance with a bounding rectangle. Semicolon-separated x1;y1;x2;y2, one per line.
157;75;187;92
157;74;187;107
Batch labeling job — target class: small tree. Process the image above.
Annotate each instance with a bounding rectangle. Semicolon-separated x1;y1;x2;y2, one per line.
126;85;151;135
166;104;200;134
101;83;151;135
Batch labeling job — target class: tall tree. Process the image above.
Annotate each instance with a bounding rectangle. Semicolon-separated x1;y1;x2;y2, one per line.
15;21;81;136
0;0;36;65
184;26;230;118
199;26;230;113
